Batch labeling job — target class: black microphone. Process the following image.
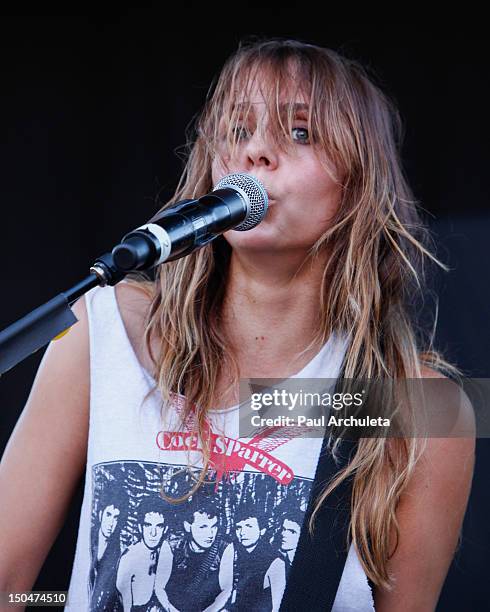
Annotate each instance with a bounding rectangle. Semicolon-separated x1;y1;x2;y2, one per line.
111;173;268;271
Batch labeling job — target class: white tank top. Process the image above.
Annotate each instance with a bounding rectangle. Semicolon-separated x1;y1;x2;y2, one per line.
65;283;375;611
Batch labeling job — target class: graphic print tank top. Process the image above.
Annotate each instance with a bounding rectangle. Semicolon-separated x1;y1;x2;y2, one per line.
65;283;375;611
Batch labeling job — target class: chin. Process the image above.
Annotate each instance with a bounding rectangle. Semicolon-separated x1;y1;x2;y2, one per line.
223;224;278;251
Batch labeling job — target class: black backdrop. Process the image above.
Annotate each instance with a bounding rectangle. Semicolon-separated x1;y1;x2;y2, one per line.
0;14;488;611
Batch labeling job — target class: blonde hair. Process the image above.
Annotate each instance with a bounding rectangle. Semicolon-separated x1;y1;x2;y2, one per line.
129;38;459;590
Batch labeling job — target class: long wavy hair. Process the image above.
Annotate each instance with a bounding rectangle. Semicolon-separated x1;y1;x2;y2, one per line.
128;38;459;590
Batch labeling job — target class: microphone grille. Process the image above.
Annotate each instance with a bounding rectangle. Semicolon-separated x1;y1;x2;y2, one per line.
213;173;268;231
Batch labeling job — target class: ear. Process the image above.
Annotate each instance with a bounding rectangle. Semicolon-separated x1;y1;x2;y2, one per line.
184;521;191;533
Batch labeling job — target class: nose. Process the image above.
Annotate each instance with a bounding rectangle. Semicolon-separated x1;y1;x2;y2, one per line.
239;128;278;171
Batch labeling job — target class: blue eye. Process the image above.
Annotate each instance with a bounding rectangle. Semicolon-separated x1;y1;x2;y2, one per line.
233;126;250;140
292;127;310;144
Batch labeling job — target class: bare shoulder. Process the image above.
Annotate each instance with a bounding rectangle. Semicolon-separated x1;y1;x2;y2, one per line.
419;364;476;437
419;364;446;378
114;280;156;371
114;281;153;328
115;279;154;307
399;364;475;468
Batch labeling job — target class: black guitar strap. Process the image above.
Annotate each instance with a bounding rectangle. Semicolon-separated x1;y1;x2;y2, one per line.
280;433;358;611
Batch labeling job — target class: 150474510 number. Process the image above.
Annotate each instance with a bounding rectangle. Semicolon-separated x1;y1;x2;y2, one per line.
0;591;67;607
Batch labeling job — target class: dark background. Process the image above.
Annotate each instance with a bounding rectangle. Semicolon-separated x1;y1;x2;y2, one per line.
0;14;488;611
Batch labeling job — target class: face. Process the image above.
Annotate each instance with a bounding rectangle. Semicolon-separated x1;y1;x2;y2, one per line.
99;504;120;539
235;516;264;549
185;511;218;550
211;76;342;255
281;518;301;552
141;511;165;549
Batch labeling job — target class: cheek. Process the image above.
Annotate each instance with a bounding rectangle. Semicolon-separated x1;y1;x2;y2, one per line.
211;160;219;186
211;155;231;186
283;150;341;205
299;169;342;224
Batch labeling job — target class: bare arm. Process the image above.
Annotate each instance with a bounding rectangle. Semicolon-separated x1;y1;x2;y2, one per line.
373;370;476;611
0;297;90;606
203;542;234;612
154;541;179;612
264;557;286;612
115;550;135;612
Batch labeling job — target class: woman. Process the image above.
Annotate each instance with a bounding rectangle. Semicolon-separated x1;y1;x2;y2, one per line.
0;38;475;611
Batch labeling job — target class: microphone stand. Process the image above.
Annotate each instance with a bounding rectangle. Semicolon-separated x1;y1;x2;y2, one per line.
0;252;127;375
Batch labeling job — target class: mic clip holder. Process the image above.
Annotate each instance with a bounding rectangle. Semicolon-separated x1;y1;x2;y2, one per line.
90;251;129;286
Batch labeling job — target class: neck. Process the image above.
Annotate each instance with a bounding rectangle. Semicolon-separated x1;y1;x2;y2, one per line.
99;529;109;544
221;247;330;377
189;540;205;553
244;542;259;553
